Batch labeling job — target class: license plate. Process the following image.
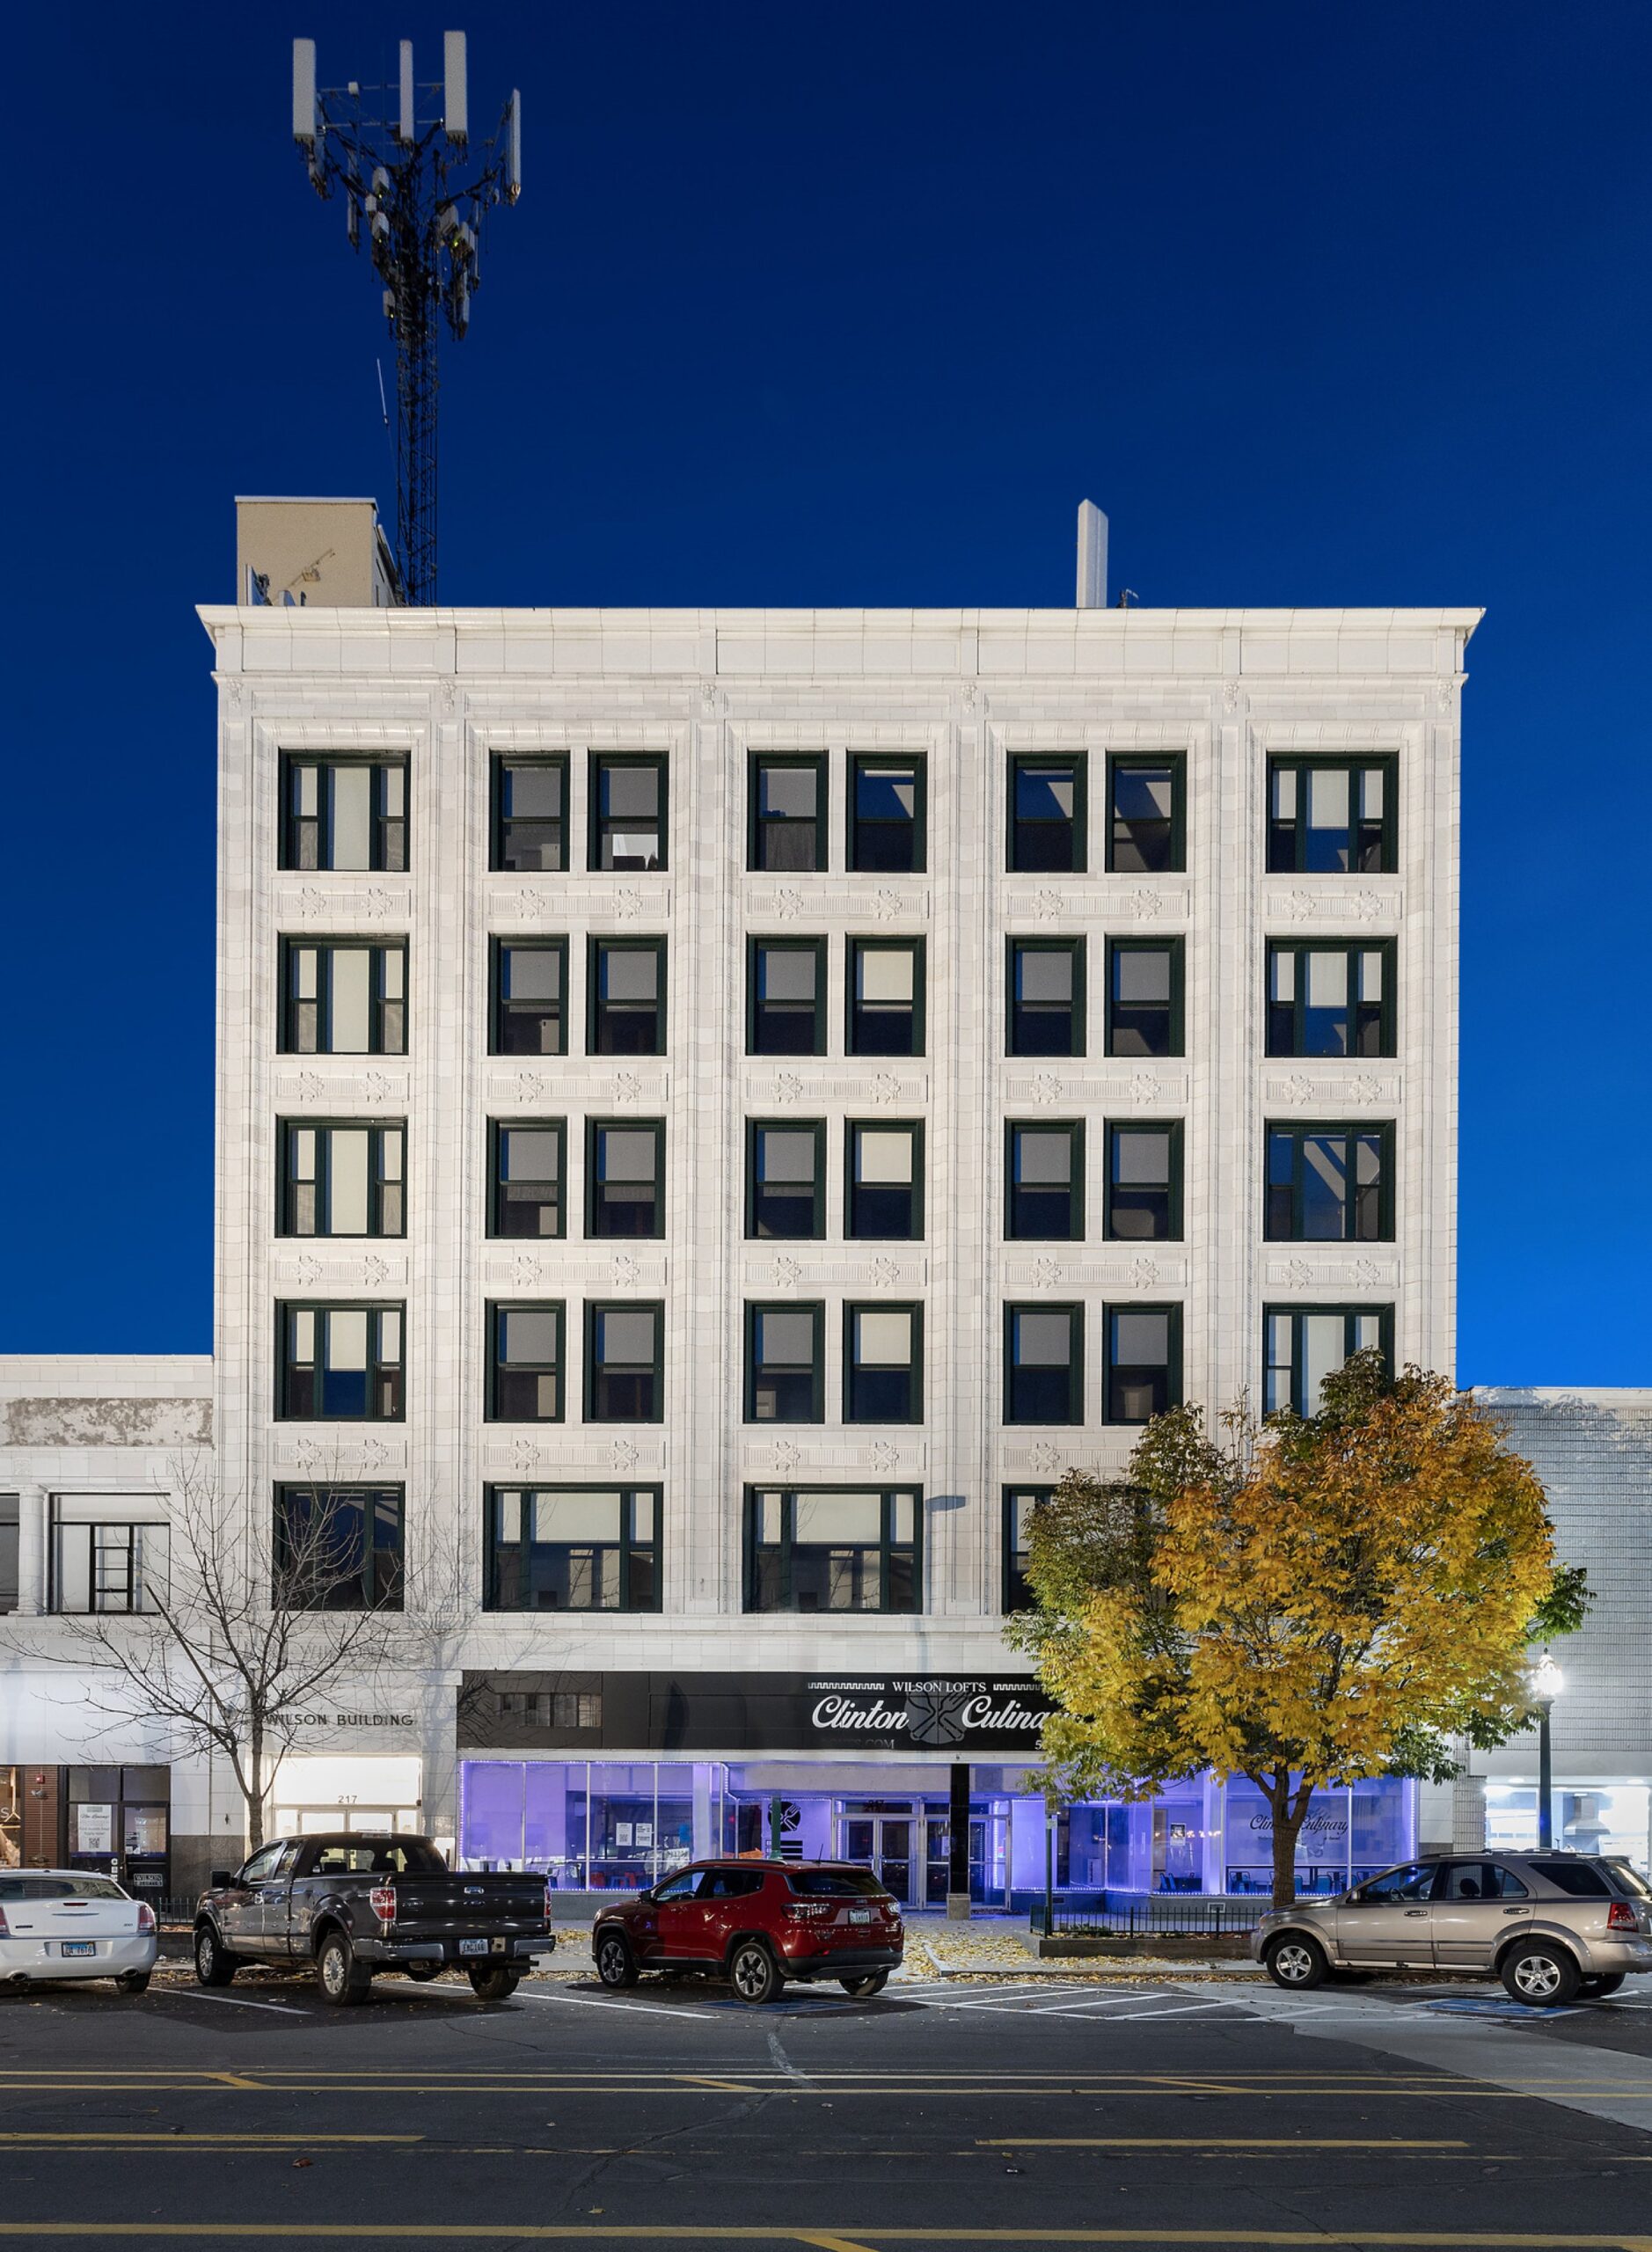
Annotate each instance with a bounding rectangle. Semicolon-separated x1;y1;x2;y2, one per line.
458;1937;488;1957
59;1942;97;1958
850;1909;872;1925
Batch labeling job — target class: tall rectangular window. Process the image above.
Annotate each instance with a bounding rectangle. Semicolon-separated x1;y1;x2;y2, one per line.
847;938;924;1057
1265;1123;1393;1241
278;1304;405;1422
492;755;568;873
1107;754;1184;874
488;1120;565;1239
850;756;925;874
486;1302;565;1422
48;1511;170;1617
1104;1122;1181;1241
486;1486;661;1612
1009;756;1085;873
584;1303;663;1422
589;754;667;871
1107;938;1183;1057
0;1495;17;1614
745;1488;920;1614
1004;1305;1082;1425
279;1121;406;1237
586;1121;664;1239
746;1120;824;1239
274;1486;404;1611
1006;1122;1083;1240
281;940;407;1055
1105;1305;1182;1423
491;937;568;1056
844;1305;922;1423
1002;1487;1049;1613
1268;757;1395;874
845;1121;923;1239
1009;938;1085;1056
744;1304;824;1422
1264;1306;1393;1415
749;754;825;871
747;937;825;1057
1267;941;1395;1057
588;937;667;1056
281;757;407;872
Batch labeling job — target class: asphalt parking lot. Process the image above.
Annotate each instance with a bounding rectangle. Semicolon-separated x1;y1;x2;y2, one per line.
4;1962;1652;2250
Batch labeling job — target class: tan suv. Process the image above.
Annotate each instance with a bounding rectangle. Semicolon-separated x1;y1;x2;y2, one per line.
1254;1851;1652;2004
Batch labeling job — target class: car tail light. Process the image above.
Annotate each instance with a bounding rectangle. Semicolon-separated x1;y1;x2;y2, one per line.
0;1905;8;1937
1606;1900;1640;1933
135;1902;156;1934
545;1881;556;1924
369;1884;398;1924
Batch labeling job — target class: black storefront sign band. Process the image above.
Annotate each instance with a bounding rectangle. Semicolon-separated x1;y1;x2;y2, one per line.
458;1671;1056;1758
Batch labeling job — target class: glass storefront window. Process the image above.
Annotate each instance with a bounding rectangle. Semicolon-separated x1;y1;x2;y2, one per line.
460;1760;721;1890
1487;1783;1650;1872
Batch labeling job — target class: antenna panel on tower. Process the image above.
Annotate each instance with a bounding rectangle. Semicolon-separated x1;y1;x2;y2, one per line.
506;90;523;201
398;41;416;143
292;40;318;144
443;32;469;142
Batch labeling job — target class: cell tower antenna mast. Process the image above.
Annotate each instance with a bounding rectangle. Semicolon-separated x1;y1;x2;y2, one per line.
291;33;522;605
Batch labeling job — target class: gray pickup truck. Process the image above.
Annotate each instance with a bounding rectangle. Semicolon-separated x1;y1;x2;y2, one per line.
194;1833;554;2004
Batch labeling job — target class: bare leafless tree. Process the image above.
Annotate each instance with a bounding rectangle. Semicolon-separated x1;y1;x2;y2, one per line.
3;1455;461;1853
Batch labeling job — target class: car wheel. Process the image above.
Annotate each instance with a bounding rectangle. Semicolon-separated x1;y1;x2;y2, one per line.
466;1965;520;2003
315;1930;370;2007
1579;1972;1625;2000
1263;1934;1328;1990
728;1940;784;2006
839;1971;888;1997
1501;1942;1579;2007
114;1972;150;1996
194;1925;237;1988
596;1932;639;1989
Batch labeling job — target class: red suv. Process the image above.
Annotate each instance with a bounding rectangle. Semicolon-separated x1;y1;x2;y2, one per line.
591;1858;903;2005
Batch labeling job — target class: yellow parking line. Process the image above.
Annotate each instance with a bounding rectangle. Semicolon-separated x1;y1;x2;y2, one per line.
0;2134;419;2146
3;2227;1652;2247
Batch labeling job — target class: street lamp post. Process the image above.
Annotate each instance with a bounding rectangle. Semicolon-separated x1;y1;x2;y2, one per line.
1530;1651;1564;1852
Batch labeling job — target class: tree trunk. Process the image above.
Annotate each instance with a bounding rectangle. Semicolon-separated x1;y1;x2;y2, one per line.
1265;1772;1316;1908
247;1722;265;1852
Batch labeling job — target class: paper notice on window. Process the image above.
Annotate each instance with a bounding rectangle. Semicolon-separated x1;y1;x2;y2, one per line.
75;1805;113;1854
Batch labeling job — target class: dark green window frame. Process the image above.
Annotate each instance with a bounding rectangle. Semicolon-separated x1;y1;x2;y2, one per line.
749;751;827;872
1003;1303;1084;1426
588;751;668;872
1106;935;1185;1057
1002;1486;1050;1613
1104;1303;1183;1425
1008;752;1087;874
844;1118;925;1239
584;1118;666;1241
582;1300;665;1424
491;752;569;873
278;1118;406;1239
487;1118;567;1240
1005;1120;1085;1241
848;753;927;874
485;1301;566;1423
1103;1120;1183;1243
743;1301;826;1424
1268;755;1397;875
746;934;827;1057
846;935;925;1057
280;937;408;1056
490;935;569;1057
276;1302;406;1422
1007;936;1086;1057
0;1495;18;1615
843;1301;924;1425
742;1485;922;1614
586;934;668;1057
274;1484;405;1611
280;754;408;873
484;1484;662;1612
1264;1121;1394;1242
745;1117;826;1239
1263;1304;1394;1417
1266;940;1396;1058
1106;751;1186;874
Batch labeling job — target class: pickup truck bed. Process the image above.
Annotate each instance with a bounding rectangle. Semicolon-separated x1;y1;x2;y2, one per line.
195;1833;554;2003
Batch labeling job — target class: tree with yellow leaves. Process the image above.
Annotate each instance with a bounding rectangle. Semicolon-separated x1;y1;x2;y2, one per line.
1009;1353;1584;1906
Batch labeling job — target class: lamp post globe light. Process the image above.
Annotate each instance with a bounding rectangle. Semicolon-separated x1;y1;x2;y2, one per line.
1529;1651;1564;1851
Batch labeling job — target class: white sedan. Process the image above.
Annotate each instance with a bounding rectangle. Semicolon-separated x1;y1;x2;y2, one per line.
1;1869;158;1993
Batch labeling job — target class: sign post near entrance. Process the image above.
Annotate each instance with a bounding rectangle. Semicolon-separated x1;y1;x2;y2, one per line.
947;1762;971;1920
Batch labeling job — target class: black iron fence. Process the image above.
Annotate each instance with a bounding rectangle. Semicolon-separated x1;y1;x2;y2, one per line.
1039;1895;1265;1939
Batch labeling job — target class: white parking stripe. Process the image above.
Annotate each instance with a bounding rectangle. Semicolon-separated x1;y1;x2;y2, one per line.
155;1989;311;2017
516;1985;721;2021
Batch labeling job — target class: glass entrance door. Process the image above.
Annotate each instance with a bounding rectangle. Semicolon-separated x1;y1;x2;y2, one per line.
838;1807;916;1903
